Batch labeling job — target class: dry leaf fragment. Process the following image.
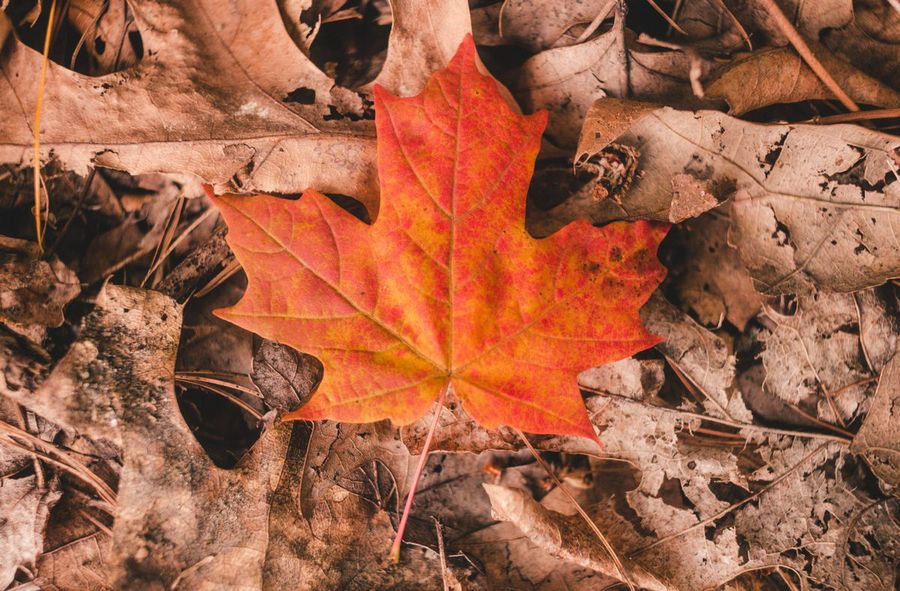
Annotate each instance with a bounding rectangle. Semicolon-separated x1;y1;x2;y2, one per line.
668;173;720;223
0;476;59;590
854;287;899;374
642;293;752;422
0;235;80;347
851;354;900;490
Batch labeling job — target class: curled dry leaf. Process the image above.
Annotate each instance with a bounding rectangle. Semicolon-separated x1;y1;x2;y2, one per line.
707;45;900;115
514;30;718;148
537;98;900;294
483;483;668;591
0;0;471;210
851;354;900;490
0;235;80;347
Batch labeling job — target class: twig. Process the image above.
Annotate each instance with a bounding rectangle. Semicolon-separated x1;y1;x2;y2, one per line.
47;168;97;256
516;428;636;591
389;384;449;562
78;508;112;536
708;0;752;50
757;0;858;112
0;432;116;506
573;0;617;45
174;372;262;398
580;383;853;444
142;194;185;288
11;404;44;489
143;207;218;288
644;0;688;35
175;378;264;420
171;555;216;590
434;517;451;591
33;0;59;252
613;0;629;98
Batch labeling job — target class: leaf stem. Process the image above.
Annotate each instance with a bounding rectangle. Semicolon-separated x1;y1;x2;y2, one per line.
33;0;58;252
389;383;449;561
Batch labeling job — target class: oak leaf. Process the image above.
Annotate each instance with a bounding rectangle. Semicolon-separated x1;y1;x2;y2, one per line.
210;36;668;440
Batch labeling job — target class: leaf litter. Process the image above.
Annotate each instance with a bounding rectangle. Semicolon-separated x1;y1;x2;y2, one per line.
0;0;899;589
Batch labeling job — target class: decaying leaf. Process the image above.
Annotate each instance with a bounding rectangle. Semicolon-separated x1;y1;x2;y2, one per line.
664;209;762;330
484;483;668;590
851;355;900;490
3;284;292;588
536;98;900;294
488;427;900;589
758;290;877;425
854;286;899;374
212;36;668;439
0;476;59;589
496;0;615;52
642;293;752;422
0;235;80;347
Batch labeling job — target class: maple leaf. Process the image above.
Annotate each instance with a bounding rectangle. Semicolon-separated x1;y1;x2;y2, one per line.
209;35;668;440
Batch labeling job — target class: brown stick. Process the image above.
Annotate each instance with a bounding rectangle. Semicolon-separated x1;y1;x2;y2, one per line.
757;0;859;112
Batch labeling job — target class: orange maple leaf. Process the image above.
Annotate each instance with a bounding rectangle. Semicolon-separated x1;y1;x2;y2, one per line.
209;35;668;441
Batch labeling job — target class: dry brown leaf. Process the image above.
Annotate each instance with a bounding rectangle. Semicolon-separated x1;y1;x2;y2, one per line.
2;284;294;588
666;209;762;330
262;422;456;589
538;99;900;294
725;0;900;91
707;45;900;115
642;292;752;422
514;32;716;148
0;476;59;589
483;483;669;590
0;0;472;210
758;290;877;425
0;235;80;347
488;435;900;590
851;354;900;490
497;0;615;52
854;286;900;374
